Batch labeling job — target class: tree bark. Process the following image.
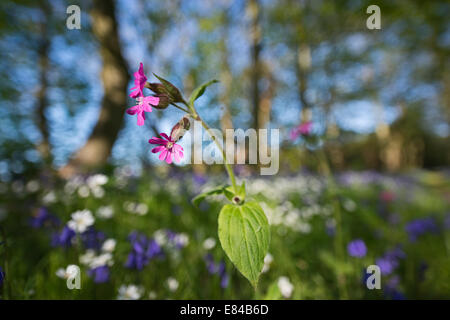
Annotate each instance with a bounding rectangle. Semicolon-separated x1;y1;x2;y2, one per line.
248;0;262;132
60;0;129;177
35;0;52;164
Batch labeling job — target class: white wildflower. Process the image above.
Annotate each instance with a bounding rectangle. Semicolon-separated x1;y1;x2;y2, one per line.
261;253;273;273
167;277;179;292
90;253;114;268
202;237;216;250
26;180;40;193
97;205;114;219
67;209;94;233
117;284;143;300
154;229;167;246
77;185;90;198
277;276;294;298
87;174;108;189
79;250;96;266
101;239;116;253
42;191;57;204
135;203;148;215
56;264;79;279
148;291;157;299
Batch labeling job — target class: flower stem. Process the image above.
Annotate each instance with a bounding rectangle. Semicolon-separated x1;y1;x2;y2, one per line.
187;101;238;194
170;103;190;114
315;149;348;299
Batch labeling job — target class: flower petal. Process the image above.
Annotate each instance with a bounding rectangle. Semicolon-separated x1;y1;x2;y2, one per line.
137;111;145;126
126;105;139;115
151;146;165;154
145;96;160;106
165;151;173;164
172;144;183;152
149;137;167;145
160;133;171;141
159;149;168;161
173;149;182;163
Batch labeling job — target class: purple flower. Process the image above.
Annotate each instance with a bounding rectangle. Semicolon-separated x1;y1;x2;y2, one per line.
405;217;438;242
30;207;60;229
0;266;5;287
384;275;406;300
347;239;367;258
81;227;106;250
88;266;109;283
418;261;428;282
220;272;229;289
204;254;229;289
125;232;163;270
51;226;75;248
375;246;406;275
146;239;163;258
193;173;207;186
376;256;398;275
444;213;450;230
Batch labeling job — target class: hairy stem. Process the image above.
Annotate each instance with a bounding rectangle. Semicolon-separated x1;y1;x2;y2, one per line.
170;102;190;114
315;149;348;299
184;100;238;194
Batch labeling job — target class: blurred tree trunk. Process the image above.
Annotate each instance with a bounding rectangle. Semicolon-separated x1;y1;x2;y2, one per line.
60;0;129;177
248;0;262;131
296;42;311;123
219;10;233;133
35;0;52;164
247;0;262;166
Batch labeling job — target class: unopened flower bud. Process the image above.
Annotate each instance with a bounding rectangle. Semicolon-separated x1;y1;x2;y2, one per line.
145;82;166;95
152;94;169;109
170;115;191;142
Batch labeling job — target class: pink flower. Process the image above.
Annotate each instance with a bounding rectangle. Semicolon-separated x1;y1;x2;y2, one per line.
127;63;160;126
290;121;312;140
127;95;159;126
149;133;184;164
129;63;147;99
380;191;395;203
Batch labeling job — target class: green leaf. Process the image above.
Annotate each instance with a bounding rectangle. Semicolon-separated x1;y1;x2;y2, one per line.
188;79;219;107
218;201;270;288
238;181;246;199
192;185;227;207
223;186;235;202
153;73;183;102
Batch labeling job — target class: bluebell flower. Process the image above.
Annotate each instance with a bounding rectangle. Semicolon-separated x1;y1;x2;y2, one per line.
444;213;450;230
375;246;406;275
51;226;76;248
0;266;5;287
125;231;162;270
405;217;438;242
88;265;109;283
146;239;163;259
30;207;60;229
204;254;229;289
347;239;367;258
81;227;106;250
384;275;406;300
418;261;428;282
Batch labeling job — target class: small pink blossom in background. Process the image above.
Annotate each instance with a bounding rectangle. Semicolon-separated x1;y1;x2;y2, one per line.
380;190;395;203
127;96;159;126
290;121;312;140
129;62;147;99
149;133;184;164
